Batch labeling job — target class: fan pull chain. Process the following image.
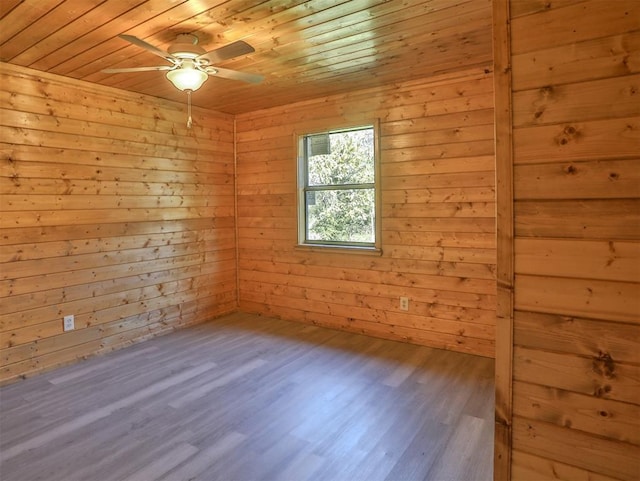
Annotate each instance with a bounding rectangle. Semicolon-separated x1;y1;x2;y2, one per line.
186;90;193;129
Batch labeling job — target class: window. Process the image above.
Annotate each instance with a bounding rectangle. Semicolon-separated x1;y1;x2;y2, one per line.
297;123;380;250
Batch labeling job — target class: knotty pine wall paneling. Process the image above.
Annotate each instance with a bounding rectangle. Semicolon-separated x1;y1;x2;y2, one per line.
495;1;640;480
0;62;237;384
235;67;496;358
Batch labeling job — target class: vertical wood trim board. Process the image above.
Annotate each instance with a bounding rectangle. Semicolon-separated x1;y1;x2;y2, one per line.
235;66;497;358
0;62;237;384
508;1;640;480
492;0;514;479
233;118;241;305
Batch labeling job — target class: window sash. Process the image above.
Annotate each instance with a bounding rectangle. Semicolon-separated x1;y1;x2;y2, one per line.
297;123;380;250
304;183;374;191
304;187;375;246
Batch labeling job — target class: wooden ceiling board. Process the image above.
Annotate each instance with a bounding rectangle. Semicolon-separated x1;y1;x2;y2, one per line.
0;1;61;47
0;0;493;114
236;0;465;71
0;0;24;19
31;0;193;74
65;0;318;78
11;0;152;67
259;5;490;80
2;0;104;63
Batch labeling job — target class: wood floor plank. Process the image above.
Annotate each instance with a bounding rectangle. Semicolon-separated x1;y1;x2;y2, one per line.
0;362;218;463
0;312;494;481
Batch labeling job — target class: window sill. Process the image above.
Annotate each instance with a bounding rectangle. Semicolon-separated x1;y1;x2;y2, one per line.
295;244;382;256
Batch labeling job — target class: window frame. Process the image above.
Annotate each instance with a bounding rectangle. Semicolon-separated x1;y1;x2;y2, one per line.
296;120;382;253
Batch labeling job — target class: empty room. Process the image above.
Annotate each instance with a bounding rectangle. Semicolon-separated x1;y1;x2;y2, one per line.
1;1;638;480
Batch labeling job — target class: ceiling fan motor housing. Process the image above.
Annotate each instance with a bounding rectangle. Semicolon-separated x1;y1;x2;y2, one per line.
168;34;206;60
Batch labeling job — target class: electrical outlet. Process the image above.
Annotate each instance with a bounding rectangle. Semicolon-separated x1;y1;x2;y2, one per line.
63;314;75;331
400;297;409;311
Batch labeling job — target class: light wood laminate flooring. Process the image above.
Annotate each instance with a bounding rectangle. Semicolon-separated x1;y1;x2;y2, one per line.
0;312;495;481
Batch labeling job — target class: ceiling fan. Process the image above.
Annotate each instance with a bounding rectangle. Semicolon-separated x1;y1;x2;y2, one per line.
103;33;263;127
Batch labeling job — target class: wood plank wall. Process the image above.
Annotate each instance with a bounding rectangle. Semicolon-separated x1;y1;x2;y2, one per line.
502;1;640;480
235;67;496;358
0;62;237;384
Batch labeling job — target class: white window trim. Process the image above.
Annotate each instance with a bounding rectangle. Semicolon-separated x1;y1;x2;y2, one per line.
295;120;382;254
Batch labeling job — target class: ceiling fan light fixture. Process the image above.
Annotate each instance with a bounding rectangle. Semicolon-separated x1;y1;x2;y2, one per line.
166;66;208;91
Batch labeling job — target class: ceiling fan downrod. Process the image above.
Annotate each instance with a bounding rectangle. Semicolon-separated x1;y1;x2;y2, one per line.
186;90;193;129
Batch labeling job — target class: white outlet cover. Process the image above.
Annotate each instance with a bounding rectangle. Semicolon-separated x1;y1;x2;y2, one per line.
400;297;409;311
63;315;75;331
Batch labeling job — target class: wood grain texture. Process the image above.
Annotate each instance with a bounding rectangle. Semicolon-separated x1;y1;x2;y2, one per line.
511;450;622;481
510;0;640;55
512;31;640;91
506;1;640;479
0;0;493;114
0;312;495;481
512;416;639;481
492;0;514;478
0;63;236;384
235;67;496;359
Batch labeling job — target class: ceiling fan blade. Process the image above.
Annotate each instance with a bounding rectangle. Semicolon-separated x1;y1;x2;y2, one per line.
102;66;174;73
209;66;263;84
198;40;255;64
119;34;175;62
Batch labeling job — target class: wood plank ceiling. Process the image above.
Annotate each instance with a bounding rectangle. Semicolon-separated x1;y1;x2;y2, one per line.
0;0;493;115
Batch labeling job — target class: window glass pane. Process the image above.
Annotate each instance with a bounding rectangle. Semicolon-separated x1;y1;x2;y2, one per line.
306;189;375;243
307;128;374;186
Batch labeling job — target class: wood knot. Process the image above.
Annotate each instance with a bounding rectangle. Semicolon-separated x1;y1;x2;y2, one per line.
554;124;581;146
608;172;619;180
564;164;577;175
594;384;612;397
592;352;615;379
